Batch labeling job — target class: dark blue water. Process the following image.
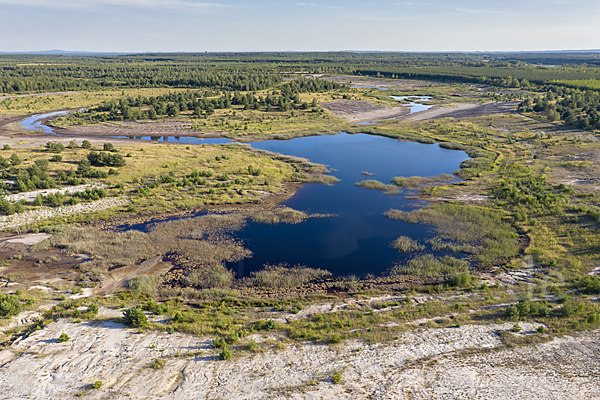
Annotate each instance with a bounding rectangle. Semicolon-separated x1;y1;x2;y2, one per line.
228;133;469;278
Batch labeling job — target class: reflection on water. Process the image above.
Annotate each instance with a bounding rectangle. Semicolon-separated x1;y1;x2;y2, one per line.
228;133;468;277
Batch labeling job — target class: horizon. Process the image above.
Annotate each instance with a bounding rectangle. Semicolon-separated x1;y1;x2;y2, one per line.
1;0;598;53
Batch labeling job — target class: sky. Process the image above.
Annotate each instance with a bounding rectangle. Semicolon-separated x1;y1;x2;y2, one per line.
0;0;598;53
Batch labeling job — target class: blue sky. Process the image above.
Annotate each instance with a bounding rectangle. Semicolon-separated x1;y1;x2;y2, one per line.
0;0;597;52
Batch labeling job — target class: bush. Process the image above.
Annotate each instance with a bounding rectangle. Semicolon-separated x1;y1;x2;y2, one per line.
92;381;102;389
87;303;99;317
449;268;472;287
219;346;232;360
332;372;342;384
87;151;126;167
58;333;70;343
103;143;116;152
45;142;65;153
0;293;21;318
81;140;92;149
122;307;148;327
246;338;259;352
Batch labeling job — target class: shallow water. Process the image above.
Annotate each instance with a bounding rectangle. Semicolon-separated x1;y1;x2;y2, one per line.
358;95;434;125
20;111;68;133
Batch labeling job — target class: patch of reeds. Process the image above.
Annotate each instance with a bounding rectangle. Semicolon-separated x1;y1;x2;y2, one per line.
356;180;399;195
384;204;518;267
389;254;469;278
391;174;454;188
250;208;308;225
185;263;234;289
243;263;332;289
347;127;436;144
391;236;425;253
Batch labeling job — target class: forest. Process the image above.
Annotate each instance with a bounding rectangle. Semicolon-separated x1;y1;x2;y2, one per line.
2;52;600;94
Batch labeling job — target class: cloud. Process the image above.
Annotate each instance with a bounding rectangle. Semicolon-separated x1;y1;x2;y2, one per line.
294;2;316;6
0;0;232;10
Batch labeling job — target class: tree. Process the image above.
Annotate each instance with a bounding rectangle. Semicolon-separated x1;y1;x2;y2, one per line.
122;307;147;327
9;153;21;166
81;140;92;149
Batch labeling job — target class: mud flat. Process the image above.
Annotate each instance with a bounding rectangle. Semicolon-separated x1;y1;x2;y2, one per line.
0;307;597;399
320;100;409;123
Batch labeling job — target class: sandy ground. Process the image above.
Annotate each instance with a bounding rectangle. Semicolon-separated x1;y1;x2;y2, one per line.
5;233;51;245
0;91;80;101
5;183;106;203
320;100;409;123
0;307;597;399
402;101;520;122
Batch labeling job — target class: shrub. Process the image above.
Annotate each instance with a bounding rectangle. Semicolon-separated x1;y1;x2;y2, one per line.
332;372;342;384
103;143;116;152
87;303;99;317
449;268;472;287
122;307;148;327
58;333;70;343
0;293;21;318
511;323;521;333
87;151;126;167
266;318;278;331
81;140;92;149
246;338;259;352
92;381;102;389
536;326;546;334
45;142;65;153
227;331;239;344
219;347;232;360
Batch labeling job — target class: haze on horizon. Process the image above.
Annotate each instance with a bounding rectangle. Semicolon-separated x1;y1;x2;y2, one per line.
0;0;598;53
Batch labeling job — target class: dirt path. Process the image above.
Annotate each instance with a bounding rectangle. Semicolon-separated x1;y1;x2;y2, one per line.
96;256;173;296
